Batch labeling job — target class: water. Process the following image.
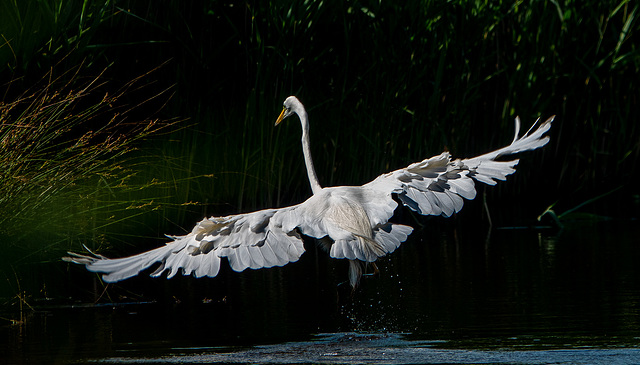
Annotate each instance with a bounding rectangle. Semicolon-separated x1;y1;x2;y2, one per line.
2;219;639;364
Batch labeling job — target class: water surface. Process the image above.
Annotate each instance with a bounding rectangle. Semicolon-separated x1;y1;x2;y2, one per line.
2;219;639;364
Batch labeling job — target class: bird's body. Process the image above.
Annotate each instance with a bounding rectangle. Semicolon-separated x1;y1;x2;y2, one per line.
65;96;554;288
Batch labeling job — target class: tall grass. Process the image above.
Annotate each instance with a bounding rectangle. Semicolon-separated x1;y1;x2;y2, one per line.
0;0;114;74
129;0;638;222
2;0;635;239
4;1;638;218
0;63;177;262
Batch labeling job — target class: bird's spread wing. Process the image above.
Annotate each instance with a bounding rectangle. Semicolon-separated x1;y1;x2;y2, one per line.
364;116;554;218
64;189;410;283
65;115;553;284
64;205;308;283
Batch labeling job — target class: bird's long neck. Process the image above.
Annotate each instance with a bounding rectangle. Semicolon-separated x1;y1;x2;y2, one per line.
299;109;322;195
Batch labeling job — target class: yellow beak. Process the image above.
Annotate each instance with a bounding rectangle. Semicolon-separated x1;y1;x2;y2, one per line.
275;107;287;126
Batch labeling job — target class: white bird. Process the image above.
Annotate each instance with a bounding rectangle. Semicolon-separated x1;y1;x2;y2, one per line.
65;96;553;288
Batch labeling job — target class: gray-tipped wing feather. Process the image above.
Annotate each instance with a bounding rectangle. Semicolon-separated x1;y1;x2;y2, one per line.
64;115;553;287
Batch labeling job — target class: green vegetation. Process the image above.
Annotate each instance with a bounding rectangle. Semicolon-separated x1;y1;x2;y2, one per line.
0;0;113;73
0;65;182;283
0;0;638;304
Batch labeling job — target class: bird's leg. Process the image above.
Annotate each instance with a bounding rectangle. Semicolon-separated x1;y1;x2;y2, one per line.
337;261;379;290
371;262;380;276
362;262;380;278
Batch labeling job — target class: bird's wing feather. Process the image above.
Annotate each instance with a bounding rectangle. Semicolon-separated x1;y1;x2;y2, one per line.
365;116;554;217
65;115;553;284
65;205;308;283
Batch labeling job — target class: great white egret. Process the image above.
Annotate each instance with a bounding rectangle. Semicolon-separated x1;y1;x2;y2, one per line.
65;96;554;288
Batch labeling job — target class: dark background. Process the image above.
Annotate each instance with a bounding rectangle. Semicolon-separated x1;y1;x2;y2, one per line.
1;0;638;308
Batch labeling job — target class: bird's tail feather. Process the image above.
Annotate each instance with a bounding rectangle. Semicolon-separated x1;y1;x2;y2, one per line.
348;260;364;288
334;223;413;289
330;223;413;262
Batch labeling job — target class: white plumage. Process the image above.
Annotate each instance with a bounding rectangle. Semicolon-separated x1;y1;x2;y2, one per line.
65;96;553;288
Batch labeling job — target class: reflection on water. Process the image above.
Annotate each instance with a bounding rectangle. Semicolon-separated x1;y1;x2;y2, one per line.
2;220;639;364
88;332;640;364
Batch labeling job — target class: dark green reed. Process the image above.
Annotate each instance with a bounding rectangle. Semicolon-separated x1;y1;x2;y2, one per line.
130;0;638;221
0;64;179;269
0;0;638;303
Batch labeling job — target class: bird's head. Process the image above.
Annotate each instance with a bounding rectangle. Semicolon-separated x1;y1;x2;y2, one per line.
275;96;302;126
